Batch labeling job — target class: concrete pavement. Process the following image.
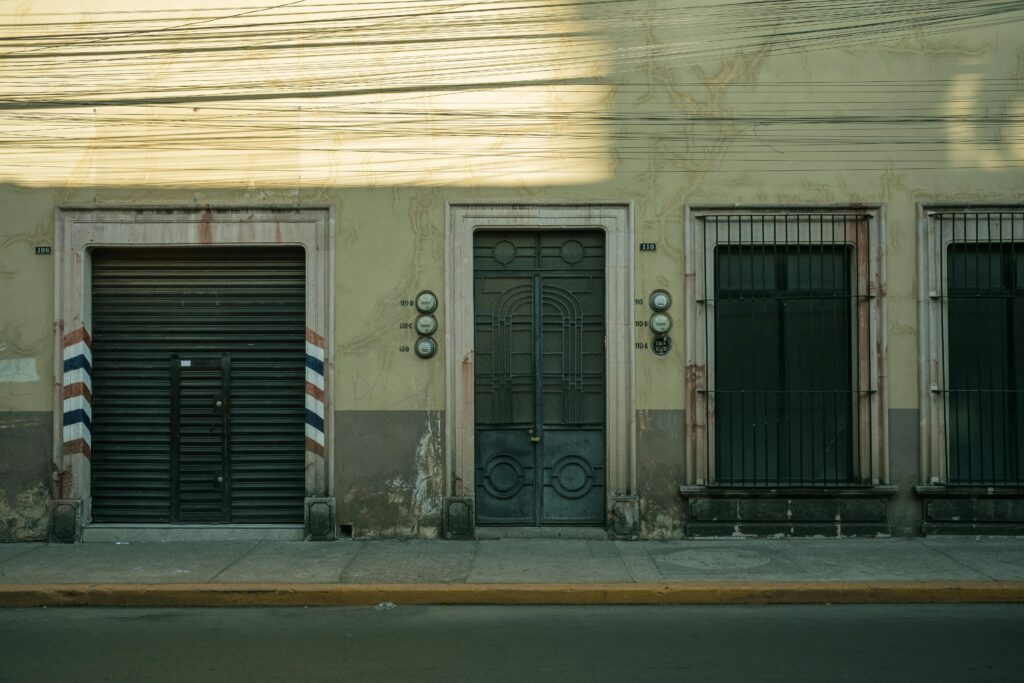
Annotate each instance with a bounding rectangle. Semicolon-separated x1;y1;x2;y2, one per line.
1;537;1022;606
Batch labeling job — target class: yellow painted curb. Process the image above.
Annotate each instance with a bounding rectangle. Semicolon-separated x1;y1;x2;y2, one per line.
2;582;1024;607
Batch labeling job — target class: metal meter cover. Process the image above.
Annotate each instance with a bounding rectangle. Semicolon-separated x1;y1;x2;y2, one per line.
416;315;438;335
649;313;672;334
415;337;437;358
415;290;438;314
651;335;671;356
649;290;672;312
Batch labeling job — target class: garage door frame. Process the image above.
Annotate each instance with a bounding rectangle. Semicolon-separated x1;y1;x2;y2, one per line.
51;207;334;540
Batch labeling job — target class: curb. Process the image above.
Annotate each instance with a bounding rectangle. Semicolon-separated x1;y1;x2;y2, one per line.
3;582;1024;607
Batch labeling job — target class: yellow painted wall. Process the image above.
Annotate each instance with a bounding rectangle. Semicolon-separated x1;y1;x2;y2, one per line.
2;0;1023;417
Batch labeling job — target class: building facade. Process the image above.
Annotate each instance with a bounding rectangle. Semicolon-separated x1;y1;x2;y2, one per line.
1;1;1023;541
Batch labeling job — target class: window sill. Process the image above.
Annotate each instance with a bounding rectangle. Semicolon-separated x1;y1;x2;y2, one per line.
680;485;898;498
915;485;1024;498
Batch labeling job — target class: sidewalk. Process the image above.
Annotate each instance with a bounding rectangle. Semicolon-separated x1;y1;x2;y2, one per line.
1;537;1022;607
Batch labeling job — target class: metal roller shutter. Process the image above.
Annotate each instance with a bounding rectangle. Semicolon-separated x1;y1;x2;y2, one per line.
90;247;306;524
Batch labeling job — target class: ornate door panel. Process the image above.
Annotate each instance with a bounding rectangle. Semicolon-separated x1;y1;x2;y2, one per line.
474;231;605;525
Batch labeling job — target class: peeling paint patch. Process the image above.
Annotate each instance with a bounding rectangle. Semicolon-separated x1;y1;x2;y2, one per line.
335;410;444;538
411;411;443;532
0;358;39;383
0;484;49;541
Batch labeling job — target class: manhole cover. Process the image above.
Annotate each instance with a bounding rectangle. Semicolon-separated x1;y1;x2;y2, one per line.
664;549;770;570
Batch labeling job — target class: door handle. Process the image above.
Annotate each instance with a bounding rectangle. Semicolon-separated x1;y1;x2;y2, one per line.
528;428;541;444
214;474;224;491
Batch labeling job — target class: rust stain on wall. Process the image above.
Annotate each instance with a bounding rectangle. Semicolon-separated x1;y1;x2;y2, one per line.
197;209;213;244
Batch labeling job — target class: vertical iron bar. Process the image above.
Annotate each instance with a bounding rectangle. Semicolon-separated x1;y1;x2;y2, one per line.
533;272;543;523
1009;214;1018;484
987;212;997;483
946;214;957;482
797;214;805;485
1016;213;1024;485
865;214;872;484
813;214;822;485
707;217;715;483
968;213;978;483
742;216;750;484
831;215;840;485
753;216;761;483
770;214;778;485
993;212;1003;484
760;215;769;486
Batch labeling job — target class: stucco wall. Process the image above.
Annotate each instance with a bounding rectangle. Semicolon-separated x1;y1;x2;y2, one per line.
1;1;1022;538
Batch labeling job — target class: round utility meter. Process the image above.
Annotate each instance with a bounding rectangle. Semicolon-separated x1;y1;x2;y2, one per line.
415;290;438;314
650;290;672;312
649;312;672;334
416;315;438;336
651;335;672;357
415;337;437;359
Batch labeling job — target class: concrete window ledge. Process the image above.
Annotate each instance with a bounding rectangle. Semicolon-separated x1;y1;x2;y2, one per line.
679;486;898;538
914;485;1024;535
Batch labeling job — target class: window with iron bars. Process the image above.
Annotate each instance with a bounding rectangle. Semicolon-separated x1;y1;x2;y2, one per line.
685;208;885;487
923;208;1024;487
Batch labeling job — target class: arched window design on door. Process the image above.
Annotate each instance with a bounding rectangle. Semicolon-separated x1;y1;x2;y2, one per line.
473;232;605;525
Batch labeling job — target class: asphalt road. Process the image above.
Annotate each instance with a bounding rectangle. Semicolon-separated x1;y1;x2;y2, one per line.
1;605;1022;682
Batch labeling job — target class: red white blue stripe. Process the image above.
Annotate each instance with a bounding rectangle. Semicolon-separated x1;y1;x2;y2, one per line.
62;328;93;458
305;329;326;455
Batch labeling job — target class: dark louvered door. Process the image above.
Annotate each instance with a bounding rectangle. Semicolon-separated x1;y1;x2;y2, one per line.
171;354;231;522
474;231;606;525
90;247;306;523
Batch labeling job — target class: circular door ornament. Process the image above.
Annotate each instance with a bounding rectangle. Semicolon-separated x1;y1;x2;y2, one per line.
481;454;526;499
649;312;672;334
415;337;437;358
550;455;595;499
650;290;672;312
560;240;585;264
415;290;438;314
415;315;438;335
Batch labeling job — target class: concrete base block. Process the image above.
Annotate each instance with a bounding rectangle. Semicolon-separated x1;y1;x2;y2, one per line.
443;497;475;540
82;525;304;542
51;500;82;543
305;497;337;541
607;496;640;539
681;488;896;537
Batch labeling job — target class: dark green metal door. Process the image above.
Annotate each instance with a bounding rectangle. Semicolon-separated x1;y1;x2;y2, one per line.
474;231;605;525
90;247;306;524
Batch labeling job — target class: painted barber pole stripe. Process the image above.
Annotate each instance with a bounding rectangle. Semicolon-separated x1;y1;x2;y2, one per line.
63;438;92;458
304;329;327;456
63;340;92;365
305;367;325;391
62;327;93;459
63;327;92;348
63;382;93;403
305;381;325;403
305;424;326;447
62;367;93;393
62;422;92;447
305;394;324;420
63;395;93;421
305;341;325;362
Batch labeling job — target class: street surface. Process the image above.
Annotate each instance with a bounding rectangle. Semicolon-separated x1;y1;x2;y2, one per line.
1;605;1023;682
